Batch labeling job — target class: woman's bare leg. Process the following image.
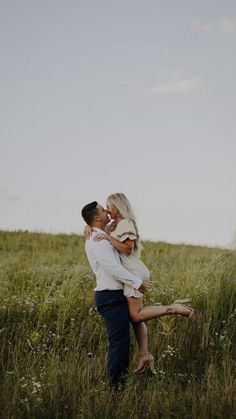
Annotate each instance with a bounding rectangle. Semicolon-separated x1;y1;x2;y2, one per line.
127;298;193;323
133;321;148;354
132;321;152;372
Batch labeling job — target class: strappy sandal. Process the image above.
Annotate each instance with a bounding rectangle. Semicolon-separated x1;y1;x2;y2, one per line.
173;298;191;305
134;353;157;374
167;300;196;321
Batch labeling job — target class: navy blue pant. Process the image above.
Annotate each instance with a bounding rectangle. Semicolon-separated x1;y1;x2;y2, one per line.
95;290;130;389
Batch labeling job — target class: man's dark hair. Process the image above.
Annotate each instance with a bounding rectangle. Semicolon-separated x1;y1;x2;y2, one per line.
81;201;99;225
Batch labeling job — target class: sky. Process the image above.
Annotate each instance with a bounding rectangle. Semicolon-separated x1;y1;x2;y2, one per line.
1;0;236;248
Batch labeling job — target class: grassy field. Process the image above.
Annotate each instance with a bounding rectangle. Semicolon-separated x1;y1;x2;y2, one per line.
0;230;235;419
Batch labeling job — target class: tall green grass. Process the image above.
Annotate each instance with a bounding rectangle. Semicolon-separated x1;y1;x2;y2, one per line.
0;231;235;418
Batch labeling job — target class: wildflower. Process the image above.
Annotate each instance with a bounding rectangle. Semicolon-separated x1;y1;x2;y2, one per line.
158;369;166;378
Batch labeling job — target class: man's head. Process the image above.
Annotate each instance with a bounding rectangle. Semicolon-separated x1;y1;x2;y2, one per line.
81;201;110;229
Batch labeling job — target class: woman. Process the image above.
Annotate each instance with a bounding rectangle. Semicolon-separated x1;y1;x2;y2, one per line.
85;193;195;373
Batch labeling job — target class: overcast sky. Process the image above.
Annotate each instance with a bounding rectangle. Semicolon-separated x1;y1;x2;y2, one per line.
1;0;236;248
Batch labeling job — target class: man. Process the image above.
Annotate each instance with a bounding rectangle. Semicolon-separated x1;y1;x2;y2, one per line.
81;201;144;390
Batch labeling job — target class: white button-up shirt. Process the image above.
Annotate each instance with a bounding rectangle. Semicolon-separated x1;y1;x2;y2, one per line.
85;228;142;291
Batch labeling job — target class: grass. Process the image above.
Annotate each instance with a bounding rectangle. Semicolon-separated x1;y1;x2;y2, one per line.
0;230;235;418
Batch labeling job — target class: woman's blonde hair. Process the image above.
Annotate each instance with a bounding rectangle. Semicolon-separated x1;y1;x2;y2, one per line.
106;193;142;255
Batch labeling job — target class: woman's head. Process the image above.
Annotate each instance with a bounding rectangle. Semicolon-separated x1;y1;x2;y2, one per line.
106;193;134;220
106;193;142;255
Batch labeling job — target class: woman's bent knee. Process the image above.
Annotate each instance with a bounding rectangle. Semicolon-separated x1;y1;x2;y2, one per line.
130;313;142;323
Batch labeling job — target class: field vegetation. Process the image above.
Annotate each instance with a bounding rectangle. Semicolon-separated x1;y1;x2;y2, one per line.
0;231;235;418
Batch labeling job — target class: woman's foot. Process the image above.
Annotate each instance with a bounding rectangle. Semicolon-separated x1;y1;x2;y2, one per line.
134;353;155;374
167;302;196;321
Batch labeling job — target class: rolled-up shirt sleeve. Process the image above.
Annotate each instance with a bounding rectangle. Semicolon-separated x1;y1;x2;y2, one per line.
92;239;142;289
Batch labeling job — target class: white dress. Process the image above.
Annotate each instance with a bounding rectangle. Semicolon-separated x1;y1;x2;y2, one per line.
109;219;150;298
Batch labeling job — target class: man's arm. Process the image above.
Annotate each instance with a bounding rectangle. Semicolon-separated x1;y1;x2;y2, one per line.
91;239;142;289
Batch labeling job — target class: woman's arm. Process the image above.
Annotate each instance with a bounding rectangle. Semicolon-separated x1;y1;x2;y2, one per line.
109;236;135;256
93;233;135;256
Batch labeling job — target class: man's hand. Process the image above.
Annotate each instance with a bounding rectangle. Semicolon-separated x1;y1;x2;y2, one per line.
138;282;149;294
105;220;117;234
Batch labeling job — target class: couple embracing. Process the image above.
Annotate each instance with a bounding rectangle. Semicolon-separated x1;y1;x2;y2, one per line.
81;193;195;391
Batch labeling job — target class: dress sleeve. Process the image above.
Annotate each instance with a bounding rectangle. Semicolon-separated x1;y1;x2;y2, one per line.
116;219;137;242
